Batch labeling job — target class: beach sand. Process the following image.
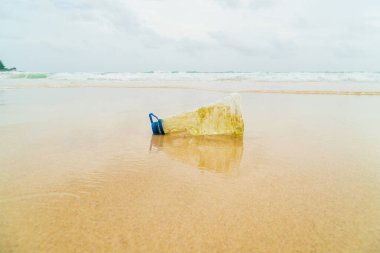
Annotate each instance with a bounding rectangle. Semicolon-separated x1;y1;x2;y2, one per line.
1;88;380;252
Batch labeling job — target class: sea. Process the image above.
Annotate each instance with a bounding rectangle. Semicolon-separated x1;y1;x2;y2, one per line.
1;71;380;95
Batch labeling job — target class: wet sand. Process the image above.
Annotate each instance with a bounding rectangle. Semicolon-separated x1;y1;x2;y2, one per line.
1;88;380;252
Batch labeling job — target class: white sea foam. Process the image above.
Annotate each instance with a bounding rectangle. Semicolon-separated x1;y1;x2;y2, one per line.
1;71;380;95
1;71;380;82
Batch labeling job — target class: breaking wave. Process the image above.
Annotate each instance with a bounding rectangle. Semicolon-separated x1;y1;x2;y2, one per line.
1;71;380;82
1;71;380;96
9;73;48;79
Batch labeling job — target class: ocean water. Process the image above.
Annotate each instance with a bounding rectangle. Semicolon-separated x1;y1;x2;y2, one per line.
2;71;380;82
1;71;380;95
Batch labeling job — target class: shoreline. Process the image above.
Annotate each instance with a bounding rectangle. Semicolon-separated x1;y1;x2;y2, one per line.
1;80;380;96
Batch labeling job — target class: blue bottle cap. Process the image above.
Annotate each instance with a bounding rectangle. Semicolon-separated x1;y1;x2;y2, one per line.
149;113;165;135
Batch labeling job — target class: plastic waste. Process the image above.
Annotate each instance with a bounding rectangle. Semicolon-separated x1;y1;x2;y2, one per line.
149;93;244;136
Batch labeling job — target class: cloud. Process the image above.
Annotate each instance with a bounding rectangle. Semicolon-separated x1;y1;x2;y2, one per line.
1;0;380;71
215;0;277;10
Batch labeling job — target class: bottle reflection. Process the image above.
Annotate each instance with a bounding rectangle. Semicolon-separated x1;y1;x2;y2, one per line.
150;135;244;174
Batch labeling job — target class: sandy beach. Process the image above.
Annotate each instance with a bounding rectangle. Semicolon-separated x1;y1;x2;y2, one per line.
0;85;379;252
3;0;380;250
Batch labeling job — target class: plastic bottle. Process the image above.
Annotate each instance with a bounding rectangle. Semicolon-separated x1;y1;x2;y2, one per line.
149;93;244;136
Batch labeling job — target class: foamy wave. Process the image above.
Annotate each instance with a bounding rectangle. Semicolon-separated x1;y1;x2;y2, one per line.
2;71;380;82
1;71;380;95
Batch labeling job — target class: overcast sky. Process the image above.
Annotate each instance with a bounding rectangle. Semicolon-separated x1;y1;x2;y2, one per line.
1;0;380;72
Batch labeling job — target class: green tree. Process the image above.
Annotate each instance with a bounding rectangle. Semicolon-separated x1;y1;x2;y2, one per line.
0;60;5;70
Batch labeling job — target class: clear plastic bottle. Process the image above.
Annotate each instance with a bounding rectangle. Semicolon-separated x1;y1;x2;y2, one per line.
149;93;244;136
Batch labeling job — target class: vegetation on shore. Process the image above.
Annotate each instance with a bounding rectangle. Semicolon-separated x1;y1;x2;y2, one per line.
0;60;16;71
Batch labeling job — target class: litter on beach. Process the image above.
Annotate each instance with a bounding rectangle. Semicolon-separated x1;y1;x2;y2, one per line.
149;93;244;136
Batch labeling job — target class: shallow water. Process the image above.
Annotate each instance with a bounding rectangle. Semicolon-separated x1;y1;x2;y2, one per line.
1;88;380;252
